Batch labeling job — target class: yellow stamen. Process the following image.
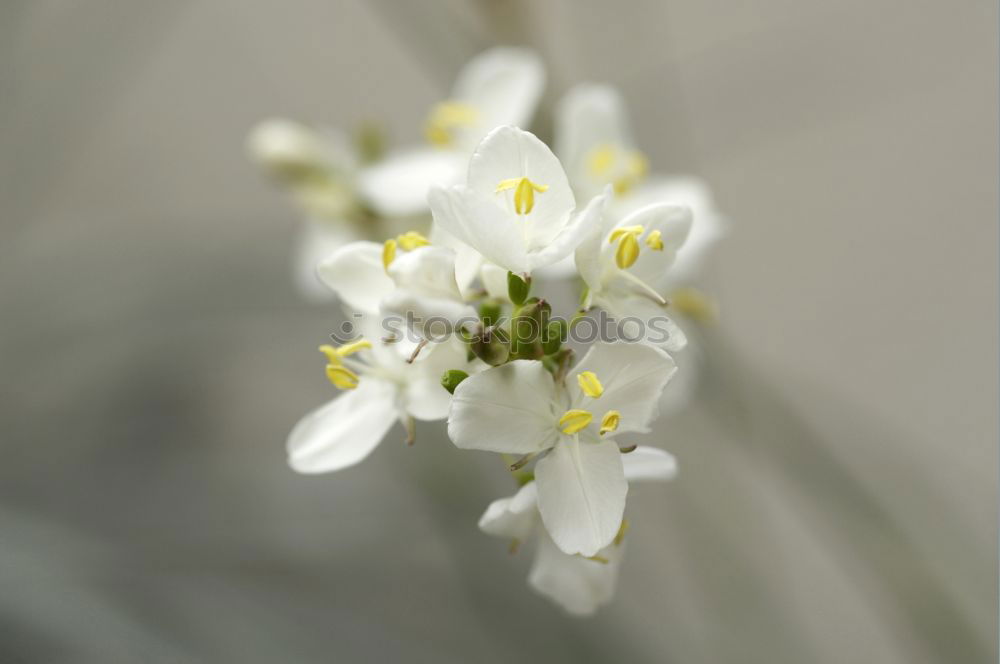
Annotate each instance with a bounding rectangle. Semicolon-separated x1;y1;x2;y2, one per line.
599;410;620;435
613;518;630;546
318;344;341;365
669;287;717;324
424;101;478;147
576;371;604;398
382;238;397;270
608;225;644;243
336;339;372;356
496;177;549;215
558;409;593;435
645;229;664;251
615;232;640;269
586;554;610;564
325;364;359;390
396;231;430;251
587;144;616;176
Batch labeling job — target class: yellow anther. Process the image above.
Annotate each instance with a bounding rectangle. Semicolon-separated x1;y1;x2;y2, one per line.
496;177;549;215
587;144;616;176
613;518;630;546
396;231;430;251
645;229;664;251
318;344;341;365
577;371;604;398
615;232;640;269
558;409;593;435
382;238;397;270
628;151;649;179
599;410;620;436
337;339;372;356
670;287;717;324
586;554;610;564
325;364;360;390
424;101;478;147
608;225;644;243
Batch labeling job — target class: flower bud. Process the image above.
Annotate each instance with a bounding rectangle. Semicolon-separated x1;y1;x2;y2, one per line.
469;326;510;366
440;369;469;394
507;271;531;305
479;299;503;328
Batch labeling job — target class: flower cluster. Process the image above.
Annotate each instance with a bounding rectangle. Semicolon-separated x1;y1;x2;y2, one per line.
251;48;726;615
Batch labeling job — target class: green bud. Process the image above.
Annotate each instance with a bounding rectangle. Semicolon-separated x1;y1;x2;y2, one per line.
479;298;503;328
470;326;510;366
510;298;549;360
441;369;469;394
507;271;531;305
542;319;566;355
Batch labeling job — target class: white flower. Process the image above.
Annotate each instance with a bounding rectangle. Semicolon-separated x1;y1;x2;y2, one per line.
358;47;545;219
479;446;678;615
556;84;727;284
575;199;693;352
380;245;478;339
448;342;676;556
316;241;395;315
287;320;470;473
430;126;605;276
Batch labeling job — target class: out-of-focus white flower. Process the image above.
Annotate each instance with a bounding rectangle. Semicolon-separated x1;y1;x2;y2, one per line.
430;126;605;276
575;199;692;351
556;84;727;285
287;321;470;473
359;48;545;219
480;446;678;615
448;342;676;556
248;118;361;220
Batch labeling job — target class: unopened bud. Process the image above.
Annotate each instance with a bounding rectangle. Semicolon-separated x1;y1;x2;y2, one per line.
507;272;531;305
441;369;469;394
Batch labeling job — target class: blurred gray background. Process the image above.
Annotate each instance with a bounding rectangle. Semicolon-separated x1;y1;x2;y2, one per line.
1;1;996;662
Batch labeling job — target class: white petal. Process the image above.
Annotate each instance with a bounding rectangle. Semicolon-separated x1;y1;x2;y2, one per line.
622;446;678;482
286;379;398;474
317;241;394;314
597;289;689;352
535;434;627;556
570;342;677;433
478;482;539;541
386;246;464;301
248;118;356;174
451;47;545;151
555;84;633;199
479;262;510;300
528;528;623;616
429;185;530;274
466;126;575;248
430;224;484;295
527;189;607;272
380;290;476;341
448;360;560;454
403;335;472;421
357;148;463;218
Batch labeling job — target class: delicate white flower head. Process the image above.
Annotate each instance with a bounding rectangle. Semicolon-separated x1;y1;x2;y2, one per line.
449;342;677;556
248;119;361;220
480;446;677;615
430;126;605;275
558;84;727;285
380;244;477;339
287;319;470;474
576;200;693;351
358;48;545;219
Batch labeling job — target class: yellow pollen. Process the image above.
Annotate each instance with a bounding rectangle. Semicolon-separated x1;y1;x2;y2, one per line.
396;231;430;251
424;101;478;147
587;144;616;176
496;177;549;215
600;410;620;435
645;229;664;251
318;344;341;366
669;287;717;323
609;225;644;269
613;518;630;546
325;364;359;390
382;238;397;270
558;409;593;435
576;371;604;398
